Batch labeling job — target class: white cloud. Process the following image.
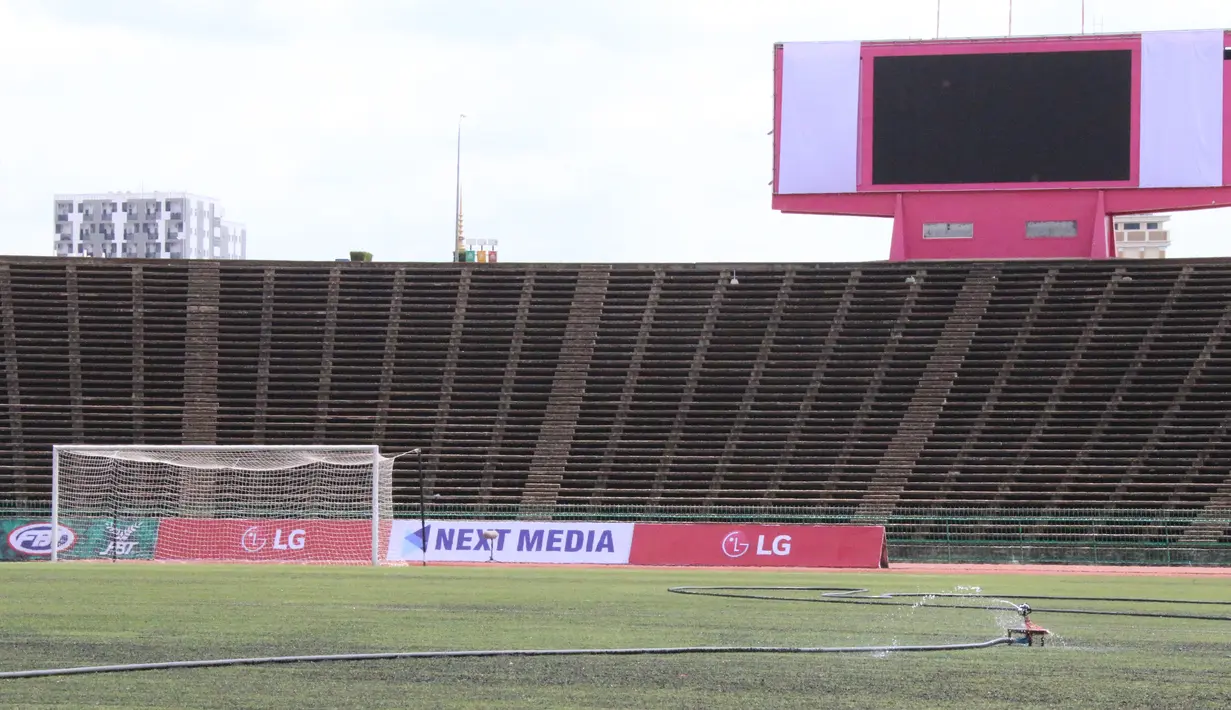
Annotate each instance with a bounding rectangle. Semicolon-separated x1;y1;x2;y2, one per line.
1;0;1229;263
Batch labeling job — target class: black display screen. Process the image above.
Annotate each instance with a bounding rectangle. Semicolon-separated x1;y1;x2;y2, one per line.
871;50;1133;185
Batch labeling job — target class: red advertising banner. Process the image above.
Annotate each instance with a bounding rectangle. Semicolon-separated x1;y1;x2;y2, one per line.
154;519;373;563
629;524;887;568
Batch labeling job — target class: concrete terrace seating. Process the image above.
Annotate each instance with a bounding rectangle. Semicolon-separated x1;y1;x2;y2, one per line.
1;256;1231;545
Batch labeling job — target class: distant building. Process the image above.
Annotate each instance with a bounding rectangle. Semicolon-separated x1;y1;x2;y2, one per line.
54;192;247;259
1114;214;1170;259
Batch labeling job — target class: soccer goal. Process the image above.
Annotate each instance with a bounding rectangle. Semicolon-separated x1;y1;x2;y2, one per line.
49;445;395;566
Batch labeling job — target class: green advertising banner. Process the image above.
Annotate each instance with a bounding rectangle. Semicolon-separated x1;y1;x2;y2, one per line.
1;518;159;561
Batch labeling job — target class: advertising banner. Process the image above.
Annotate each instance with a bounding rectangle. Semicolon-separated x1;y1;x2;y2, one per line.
388;519;634;564
2;519;76;561
628;524;887;568
2;518;159;561
63;518;159;561
154;519;372;563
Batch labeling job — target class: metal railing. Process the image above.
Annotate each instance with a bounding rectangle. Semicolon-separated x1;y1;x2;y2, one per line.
407;502;1231;566
4;500;1227;566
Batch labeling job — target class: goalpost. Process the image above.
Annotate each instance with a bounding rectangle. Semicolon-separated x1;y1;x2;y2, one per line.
49;445;395;566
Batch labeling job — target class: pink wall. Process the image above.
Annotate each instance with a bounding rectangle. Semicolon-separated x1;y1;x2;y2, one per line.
774;185;1231;261
891;191;1108;260
773;187;1231;219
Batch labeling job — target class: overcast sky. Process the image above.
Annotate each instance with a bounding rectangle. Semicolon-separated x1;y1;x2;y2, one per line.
2;0;1230;263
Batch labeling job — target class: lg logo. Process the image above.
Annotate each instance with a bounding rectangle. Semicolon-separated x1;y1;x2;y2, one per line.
721;530;791;558
722;531;751;558
241;527;306;553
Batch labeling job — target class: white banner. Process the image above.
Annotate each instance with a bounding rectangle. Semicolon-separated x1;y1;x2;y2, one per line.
387;519;634;564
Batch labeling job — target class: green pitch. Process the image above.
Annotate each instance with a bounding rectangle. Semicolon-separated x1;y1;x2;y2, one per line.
1;565;1229;709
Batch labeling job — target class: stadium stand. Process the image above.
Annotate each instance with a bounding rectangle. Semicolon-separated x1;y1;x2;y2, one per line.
2;256;1230;562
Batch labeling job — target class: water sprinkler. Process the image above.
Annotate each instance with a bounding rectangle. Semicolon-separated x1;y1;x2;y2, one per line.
482;529;499;562
1006;603;1050;647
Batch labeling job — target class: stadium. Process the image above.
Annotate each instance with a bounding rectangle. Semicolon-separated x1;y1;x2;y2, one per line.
4;23;1231;710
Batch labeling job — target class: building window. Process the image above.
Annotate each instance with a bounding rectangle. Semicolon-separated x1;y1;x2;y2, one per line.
922;222;974;239
1122;222;1141;230
1026;220;1078;238
1146;222;1159;230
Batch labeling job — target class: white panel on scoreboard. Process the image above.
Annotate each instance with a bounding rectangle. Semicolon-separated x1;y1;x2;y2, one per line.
778;41;861;195
1139;30;1225;188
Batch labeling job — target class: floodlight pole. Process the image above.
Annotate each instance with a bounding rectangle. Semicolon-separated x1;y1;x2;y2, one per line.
453;114;465;260
417;449;427;567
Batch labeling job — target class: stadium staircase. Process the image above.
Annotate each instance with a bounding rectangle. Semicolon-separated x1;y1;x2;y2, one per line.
3;257;1231;557
370;266;406;444
519;267;607;518
563;269;664;512
0;264;23;503
854;264;997;523
427;267;471;500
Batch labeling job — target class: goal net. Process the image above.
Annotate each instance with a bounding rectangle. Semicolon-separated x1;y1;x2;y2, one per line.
49;445;395;565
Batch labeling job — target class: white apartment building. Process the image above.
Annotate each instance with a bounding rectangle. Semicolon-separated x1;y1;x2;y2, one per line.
1114;214;1170;259
54;192;247;260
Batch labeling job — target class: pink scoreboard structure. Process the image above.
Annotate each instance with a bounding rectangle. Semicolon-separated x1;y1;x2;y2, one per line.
772;30;1231;260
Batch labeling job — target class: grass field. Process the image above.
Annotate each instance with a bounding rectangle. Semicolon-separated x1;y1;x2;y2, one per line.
1;564;1230;709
